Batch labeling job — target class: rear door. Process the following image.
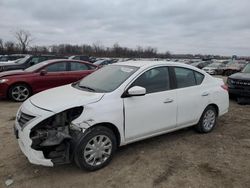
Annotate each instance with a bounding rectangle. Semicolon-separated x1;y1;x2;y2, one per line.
172;67;209;127
68;62;95;82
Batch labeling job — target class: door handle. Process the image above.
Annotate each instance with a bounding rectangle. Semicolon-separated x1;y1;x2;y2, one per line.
164;98;174;103
202;92;210;96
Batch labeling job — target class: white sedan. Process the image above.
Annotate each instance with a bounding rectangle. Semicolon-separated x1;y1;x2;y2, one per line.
14;61;229;171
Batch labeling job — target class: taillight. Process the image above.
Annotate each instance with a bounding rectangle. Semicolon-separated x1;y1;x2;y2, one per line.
221;84;228;91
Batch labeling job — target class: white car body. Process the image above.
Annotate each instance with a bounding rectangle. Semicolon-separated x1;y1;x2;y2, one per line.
0;58;22;64
14;61;229;167
202;67;217;75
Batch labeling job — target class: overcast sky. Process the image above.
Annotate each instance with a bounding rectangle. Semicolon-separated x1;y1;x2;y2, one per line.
1;0;250;55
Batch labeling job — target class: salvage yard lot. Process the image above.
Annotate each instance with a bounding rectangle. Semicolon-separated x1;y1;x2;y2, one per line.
0;98;250;187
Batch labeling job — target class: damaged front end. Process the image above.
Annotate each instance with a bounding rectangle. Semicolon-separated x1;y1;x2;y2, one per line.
30;107;84;165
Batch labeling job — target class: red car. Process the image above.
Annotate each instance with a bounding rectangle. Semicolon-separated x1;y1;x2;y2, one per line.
0;59;98;102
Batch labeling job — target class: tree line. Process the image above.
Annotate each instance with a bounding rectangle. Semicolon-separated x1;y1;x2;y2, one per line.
0;30;171;58
0;29;233;60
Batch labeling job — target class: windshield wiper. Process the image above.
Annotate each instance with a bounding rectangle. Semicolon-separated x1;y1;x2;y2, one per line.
78;85;96;92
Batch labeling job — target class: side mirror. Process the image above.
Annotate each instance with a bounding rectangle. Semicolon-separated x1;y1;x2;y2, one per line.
40;69;47;76
30;62;35;66
127;86;146;97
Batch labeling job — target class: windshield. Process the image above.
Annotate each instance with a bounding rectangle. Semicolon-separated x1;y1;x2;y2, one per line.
15;55;31;64
242;64;250;73
74;65;138;92
25;61;50;72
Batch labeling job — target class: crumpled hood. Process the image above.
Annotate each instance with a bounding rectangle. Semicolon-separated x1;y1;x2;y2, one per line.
229;72;250;81
29;84;105;113
0;70;28;78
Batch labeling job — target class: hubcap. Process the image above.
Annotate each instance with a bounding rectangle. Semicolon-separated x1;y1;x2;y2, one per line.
12;86;29;101
203;110;216;131
84;135;112;166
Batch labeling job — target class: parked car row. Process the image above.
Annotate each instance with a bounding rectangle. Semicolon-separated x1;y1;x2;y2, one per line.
188;60;248;76
0;53;249;103
0;55;66;72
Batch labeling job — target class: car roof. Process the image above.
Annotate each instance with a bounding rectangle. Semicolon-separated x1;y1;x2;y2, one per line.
116;60;191;68
115;60;208;75
39;59;96;65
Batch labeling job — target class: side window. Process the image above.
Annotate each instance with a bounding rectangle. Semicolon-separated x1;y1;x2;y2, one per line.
73;56;80;60
45;62;67;72
30;57;40;64
70;62;89;71
88;65;97;70
174;67;196;88
38;56;48;63
131;67;170;94
194;71;204;85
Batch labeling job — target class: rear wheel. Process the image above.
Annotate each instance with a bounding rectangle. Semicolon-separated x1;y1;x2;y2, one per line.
224;70;233;76
8;84;31;102
195;106;217;133
74;126;117;171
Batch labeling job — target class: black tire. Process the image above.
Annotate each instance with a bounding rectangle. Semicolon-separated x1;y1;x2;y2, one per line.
224;70;232;76
74;126;117;171
229;93;237;100
195;106;217;133
8;84;31;102
237;97;248;105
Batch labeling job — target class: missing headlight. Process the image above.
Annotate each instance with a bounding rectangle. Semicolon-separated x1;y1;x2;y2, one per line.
29;106;83;165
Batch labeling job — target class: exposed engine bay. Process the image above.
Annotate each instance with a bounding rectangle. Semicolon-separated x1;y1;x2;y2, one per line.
29;107;83;165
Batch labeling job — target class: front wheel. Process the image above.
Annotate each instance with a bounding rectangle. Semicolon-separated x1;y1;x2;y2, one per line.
8;84;31;102
74;126;117;171
195;106;217;133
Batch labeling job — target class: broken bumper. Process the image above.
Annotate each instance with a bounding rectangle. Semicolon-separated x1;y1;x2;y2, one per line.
17;128;54;166
14;100;55;167
14;99;85;167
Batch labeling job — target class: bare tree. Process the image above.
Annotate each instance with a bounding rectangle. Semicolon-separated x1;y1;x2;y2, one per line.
4;41;15;54
0;38;4;54
15;30;32;53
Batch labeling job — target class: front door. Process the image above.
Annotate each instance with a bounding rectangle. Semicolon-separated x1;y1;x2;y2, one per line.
124;66;177;142
32;62;69;92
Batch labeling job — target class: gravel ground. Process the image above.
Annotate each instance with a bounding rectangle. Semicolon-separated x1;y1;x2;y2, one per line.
0;94;250;188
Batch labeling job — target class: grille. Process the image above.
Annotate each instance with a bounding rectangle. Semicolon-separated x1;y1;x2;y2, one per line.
231;79;250;86
18;112;35;128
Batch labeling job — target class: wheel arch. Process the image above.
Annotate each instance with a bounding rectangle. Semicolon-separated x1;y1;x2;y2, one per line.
206;103;219;116
7;82;33;98
90;122;121;147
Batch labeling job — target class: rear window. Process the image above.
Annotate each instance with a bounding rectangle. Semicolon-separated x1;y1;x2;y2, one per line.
195;71;204;85
174;67;204;88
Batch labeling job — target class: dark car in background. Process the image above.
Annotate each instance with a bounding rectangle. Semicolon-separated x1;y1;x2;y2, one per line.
227;63;250;101
202;63;226;75
69;55;96;63
222;61;248;76
0;59;97;102
190;61;211;69
93;59;118;66
0;55;65;72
